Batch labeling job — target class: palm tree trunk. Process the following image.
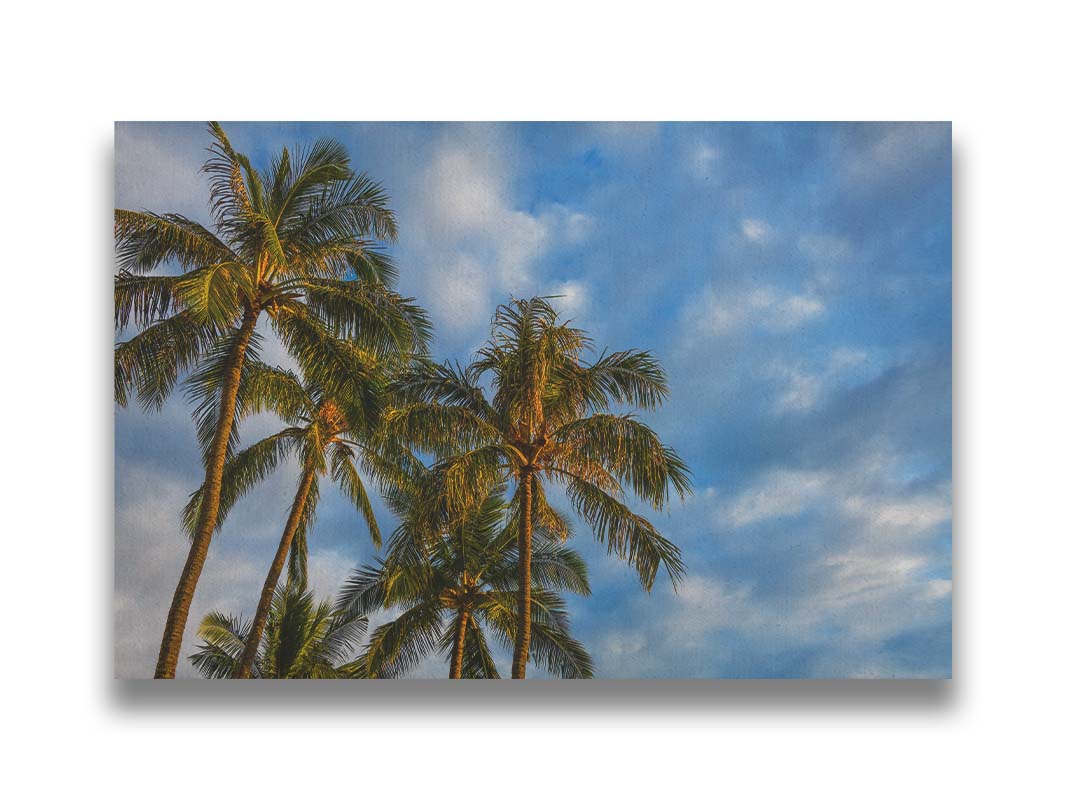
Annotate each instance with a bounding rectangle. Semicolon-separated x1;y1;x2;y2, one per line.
153;306;258;678
449;608;471;679
510;469;534;679
234;464;317;678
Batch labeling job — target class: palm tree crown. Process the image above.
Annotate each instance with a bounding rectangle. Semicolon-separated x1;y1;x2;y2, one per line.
116;122;429;411
340;483;594;678
191;583;366;679
386;297;691;677
115;122;430;677
181;366;399;678
182;365;389;569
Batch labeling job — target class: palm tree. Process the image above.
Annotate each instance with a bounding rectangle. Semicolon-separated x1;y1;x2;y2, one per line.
115;123;430;677
181;365;393;679
340;484;594;678
387;297;691;677
190;583;366;679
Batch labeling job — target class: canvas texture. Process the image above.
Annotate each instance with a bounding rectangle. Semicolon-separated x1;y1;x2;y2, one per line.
114;121;952;679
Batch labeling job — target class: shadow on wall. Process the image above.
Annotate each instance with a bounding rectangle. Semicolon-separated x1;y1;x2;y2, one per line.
110;676;955;716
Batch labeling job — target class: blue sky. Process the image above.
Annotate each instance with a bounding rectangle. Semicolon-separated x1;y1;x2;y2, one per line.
115;121;951;678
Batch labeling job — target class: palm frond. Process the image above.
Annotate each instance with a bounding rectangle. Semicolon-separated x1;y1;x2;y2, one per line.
548;348;670;421
180;432;296;535
461;617;500;679
183;330;266;465
271;305;384;413
527;616;594;679
189;611;250;678
384;404;499;459
299;279;431;355
288;524;309;592
391;360;496;421
115;271;182;330
203;121;256;236
114;311;218;409
261;588;314;677
330;445;381;547
280;169;398;247
560;471;686;590
175;261;254;327
335;565;389;618
552;413;693;509
272;138;352;225
525;542;592;596
480;591;594;678
236;362;312;423
286;475;320;590
532;480;572;540
114;209;235;274
321;601;370;666
359;602;444;678
435;446;513;517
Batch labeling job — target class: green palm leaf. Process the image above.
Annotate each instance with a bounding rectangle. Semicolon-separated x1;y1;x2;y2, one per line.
351;480;594;678
382;296;689;677
114;311;219;409
561;472;686;590
119;122;429;678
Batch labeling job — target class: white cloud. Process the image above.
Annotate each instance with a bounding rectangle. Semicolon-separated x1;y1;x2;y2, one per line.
671;576;757;632
642;441;954;675
842;488;952;535
604;487;950;673
774;368;823;413
600;630;648;658
563;211;594;243
589;629;651;676
720;448;950;540
423;145;507;233
926;578;953;600
534;204;594;247
866;124;945;172
690;284;825;336
546;279;588;317
829;346;868;370
692;142;721;178
426;253;493;332
306;548;359;601
419;134;549;290
405;128;590;343
115;122;213;220
843;122;949;187
823;552;927;597
741;217;771;243
700;288;766;334
810;550;936;639
722;468;829;526
798;233;852;265
496;211;550;287
770;294;825;330
591;122;660;155
767;347;873;415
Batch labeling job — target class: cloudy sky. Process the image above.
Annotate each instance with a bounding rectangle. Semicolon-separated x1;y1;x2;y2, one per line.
115;121;951;678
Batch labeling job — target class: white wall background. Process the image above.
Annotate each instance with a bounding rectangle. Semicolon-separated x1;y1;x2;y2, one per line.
2;1;1064;797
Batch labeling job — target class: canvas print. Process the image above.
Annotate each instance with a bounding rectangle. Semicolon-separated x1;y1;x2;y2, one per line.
115;121;951;679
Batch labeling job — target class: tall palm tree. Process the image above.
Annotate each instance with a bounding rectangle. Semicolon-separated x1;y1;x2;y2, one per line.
190;583;366;679
340;484;594;678
387;297;691;677
115;122;430;677
181;365;392;679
